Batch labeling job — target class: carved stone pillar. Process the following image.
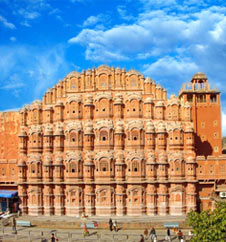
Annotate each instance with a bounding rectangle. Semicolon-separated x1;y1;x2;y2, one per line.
54;185;65;215
146;184;157;216
116;184;126;216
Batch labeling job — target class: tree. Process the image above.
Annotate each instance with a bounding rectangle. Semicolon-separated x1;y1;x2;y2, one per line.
188;201;226;242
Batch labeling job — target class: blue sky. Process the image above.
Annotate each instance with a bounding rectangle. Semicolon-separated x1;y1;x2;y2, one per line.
0;0;226;135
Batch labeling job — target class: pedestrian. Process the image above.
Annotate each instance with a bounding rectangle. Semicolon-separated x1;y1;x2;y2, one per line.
50;233;58;242
144;228;148;240
12;217;17;234
109;218;113;231
139;234;144;242
177;230;183;242
165;227;171;241
149;227;156;242
113;220;118;232
83;223;89;237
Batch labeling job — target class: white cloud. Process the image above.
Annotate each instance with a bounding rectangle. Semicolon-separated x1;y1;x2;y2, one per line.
117;5;135;21
82;14;109;27
0;45;74;99
0;15;15;29
142;56;198;93
68;5;226;101
18;9;40;19
0;82;25;90
10;36;16;42
83;16;100;27
21;21;31;27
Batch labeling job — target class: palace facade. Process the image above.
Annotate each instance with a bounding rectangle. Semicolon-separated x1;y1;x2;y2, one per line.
0;65;225;216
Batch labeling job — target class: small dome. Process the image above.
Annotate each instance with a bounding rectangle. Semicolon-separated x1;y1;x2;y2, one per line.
115;121;124;133
146;121;155;133
192;72;207;80
155;101;165;107
144;77;153;84
147;153;156;164
157;123;166;133
55;100;64;106
159;153;167;163
66;71;80;78
18;159;26;166
184;125;194;133
54;156;64;165
144;97;153;104
84;123;94;135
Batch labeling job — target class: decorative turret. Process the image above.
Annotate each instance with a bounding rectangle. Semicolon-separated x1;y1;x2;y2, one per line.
115;153;125;181
43;125;53;153
157;153;168;181
53;123;64;152
144;77;153;94
168;123;184;151
27;155;42;182
114;94;123;118
53;154;64;182
185;156;196;180
83;121;94;150
114;121;124;150
43;105;53;123
145;121;155;150
146;153;156;180
144;97;154;118
155;101;165;120
18;127;28;154
184;125;194;151
156;123;167;150
30;100;42;125
20;106;29;126
83;154;94;182
18;158;27;182
84;94;94;119
179;72;222;156
54;101;64;122
43;155;53;182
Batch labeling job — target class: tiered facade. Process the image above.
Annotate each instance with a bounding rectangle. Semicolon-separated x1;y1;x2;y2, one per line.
0;65;225;216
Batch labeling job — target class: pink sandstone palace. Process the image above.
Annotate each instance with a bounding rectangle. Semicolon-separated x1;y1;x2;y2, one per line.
0;65;225;216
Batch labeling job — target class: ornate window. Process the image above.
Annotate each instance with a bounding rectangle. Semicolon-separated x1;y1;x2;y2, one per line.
70;133;76;143
100;130;108;141
131;130;139;141
100;161;108;171
132;160;139;172
69;162;76;173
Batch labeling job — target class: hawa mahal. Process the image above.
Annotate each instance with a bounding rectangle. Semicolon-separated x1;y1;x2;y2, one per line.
0;65;225;216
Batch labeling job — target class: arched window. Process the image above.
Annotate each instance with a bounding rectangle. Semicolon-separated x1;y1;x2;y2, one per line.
99;99;108;112
31;164;36;174
132;160;139;172
100;160;108;171
70;162;76;173
70;133;76;143
100;130;108;141
100;189;107;203
131;130;139;141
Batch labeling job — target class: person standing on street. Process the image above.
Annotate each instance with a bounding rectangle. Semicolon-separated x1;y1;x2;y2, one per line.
149;227;156;242
139;234;144;242
50;233;58;242
177;230;183;242
109;218;113;231
113;220;118;232
165;227;171;241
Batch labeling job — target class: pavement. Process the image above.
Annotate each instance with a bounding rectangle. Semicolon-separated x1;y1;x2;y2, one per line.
0;215;192;242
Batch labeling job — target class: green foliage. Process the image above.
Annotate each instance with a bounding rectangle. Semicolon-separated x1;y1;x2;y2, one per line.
188;201;226;242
